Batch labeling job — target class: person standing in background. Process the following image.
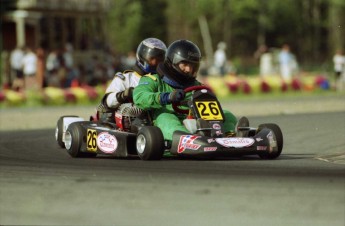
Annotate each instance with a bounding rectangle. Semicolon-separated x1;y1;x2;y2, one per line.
333;49;345;91
63;43;74;70
45;48;61;87
258;45;274;77
213;42;227;76
10;46;25;91
278;44;293;82
22;46;38;91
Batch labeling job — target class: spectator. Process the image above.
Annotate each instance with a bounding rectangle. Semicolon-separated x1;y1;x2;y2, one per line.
333;49;345;91
278;44;294;81
62;43;79;88
213;42;227;76
10;46;25;91
45;48;60;87
259;45;274;77
22;47;38;90
63;43;74;69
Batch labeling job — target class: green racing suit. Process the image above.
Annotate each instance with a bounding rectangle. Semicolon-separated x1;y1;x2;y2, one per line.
133;74;237;141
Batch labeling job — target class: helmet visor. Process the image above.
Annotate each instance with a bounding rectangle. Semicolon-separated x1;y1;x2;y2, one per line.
172;53;200;65
143;48;165;64
172;53;200;77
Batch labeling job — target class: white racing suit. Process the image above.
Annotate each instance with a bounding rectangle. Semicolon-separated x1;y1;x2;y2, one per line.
105;71;142;108
98;70;142;122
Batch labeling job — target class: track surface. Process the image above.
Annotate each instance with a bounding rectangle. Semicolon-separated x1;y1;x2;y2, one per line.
1;112;344;226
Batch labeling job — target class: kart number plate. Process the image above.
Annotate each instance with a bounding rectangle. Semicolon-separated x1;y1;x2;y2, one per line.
195;101;223;121
87;129;97;152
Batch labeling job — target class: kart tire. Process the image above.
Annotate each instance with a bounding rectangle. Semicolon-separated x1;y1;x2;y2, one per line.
56;115;78;148
257;123;283;159
136;126;165;160
65;122;97;158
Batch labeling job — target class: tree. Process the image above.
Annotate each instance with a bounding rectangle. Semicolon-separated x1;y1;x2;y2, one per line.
105;0;345;70
107;0;142;53
329;0;345;54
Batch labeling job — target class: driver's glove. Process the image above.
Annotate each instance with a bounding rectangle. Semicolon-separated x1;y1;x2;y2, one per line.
160;89;185;105
116;87;134;103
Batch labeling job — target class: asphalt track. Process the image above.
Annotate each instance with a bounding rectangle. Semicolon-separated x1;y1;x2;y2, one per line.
0;110;344;226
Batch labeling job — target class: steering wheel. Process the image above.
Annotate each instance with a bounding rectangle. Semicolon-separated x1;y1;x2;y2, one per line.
172;85;213;115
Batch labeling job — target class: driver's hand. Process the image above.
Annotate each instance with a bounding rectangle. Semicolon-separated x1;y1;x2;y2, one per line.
169;89;185;103
160;89;185;105
116;87;134;103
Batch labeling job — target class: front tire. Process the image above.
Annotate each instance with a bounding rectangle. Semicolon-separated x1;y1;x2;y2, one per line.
65;122;97;158
257;123;283;159
136;126;165;160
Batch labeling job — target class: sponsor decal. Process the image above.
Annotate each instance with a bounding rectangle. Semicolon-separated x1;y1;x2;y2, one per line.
178;135;200;153
188;51;200;57
138;81;149;85
97;132;118;153
212;123;221;130
207;139;215;143
204;147;217;152
257;146;267;151
256;137;263;142
215;137;255;148
216;130;223;136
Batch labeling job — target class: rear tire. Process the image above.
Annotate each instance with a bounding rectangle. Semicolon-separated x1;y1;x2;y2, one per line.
65;122;97;158
257;123;283;159
136;126;165;160
55;115;78;148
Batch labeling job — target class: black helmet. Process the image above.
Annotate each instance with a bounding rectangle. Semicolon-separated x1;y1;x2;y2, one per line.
136;38;167;73
165;39;201;80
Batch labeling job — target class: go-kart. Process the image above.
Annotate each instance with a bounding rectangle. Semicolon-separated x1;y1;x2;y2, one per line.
55;85;283;160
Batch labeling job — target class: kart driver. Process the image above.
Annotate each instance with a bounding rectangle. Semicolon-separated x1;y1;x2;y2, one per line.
97;38;167;122
133;39;238;142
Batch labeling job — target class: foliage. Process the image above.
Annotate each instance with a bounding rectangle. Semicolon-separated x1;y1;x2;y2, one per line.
107;0;168;53
107;0;142;53
105;0;345;68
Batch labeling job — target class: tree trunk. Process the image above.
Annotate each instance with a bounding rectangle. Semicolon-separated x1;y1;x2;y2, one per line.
328;1;345;54
198;15;213;67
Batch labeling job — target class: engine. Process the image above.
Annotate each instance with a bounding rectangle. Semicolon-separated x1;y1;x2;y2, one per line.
115;103;143;131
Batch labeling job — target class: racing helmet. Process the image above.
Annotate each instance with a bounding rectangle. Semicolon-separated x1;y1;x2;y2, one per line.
136;38;167;73
165;39;201;80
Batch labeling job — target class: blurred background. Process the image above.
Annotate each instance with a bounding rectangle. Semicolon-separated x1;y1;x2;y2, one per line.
1;0;345;105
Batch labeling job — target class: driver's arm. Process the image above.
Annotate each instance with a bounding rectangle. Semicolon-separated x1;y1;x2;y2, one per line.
133;76;164;110
103;73;128;108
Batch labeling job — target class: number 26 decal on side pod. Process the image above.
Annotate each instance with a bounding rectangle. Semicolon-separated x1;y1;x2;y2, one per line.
87;129;97;151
